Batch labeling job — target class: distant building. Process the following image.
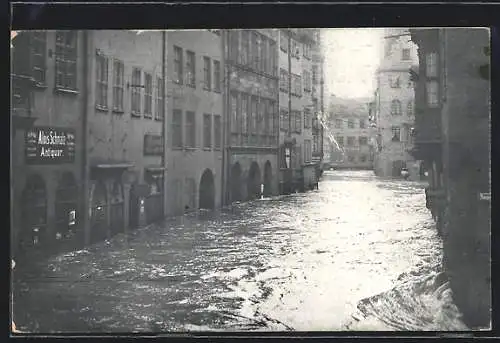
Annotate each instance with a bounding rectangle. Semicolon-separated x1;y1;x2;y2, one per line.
373;28;420;179
324;96;373;169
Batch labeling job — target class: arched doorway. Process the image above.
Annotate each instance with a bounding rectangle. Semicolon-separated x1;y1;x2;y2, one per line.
90;181;108;243
20;174;47;251
231;162;242;203
263;161;273;197
55;172;78;242
199;169;215;210
247;161;261;200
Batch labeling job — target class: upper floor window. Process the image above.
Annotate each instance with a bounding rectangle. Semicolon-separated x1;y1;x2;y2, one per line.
173;46;183;84
390;75;401;88
280;30;289;52
260;35;268;73
291;40;300;59
337;136;344;146
32;31;47;84
312;65;318;85
231;92;239;134
144;73;153;118
185;50;196;87
279;69;288;93
426;80;439;108
359;136;368;145
95;53;109;109
112;59;124;112
360;119;366;129
280;108;289;132
155;76;163;120
55;31;77;90
185;111;196;148
131;68;141;116
294;110;302;133
292;74;302;97
240;30;250;65
303;43;311;59
425;52;438;78
402;48;411;61
203;56;211;91
172;109;183;148
391;99;402;115
407;101;413;116
347;119;355;129
214;115;222;149
269;40;277;76
335;119;342;128
347;136;355;146
303;70;311;92
303;108;312;129
391;126;401;142
203;113;212;149
213;60;221;93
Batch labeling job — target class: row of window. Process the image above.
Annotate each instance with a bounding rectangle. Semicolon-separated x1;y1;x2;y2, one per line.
335;118;368;129
279;108;314;133
95;53;164;120
173;46;222;92
28;31;78;90
171;110;222;150
391;100;414;116
335;136;369;147
230;92;278;137
279;30;314;61
391;125;413;143
228;30;278;77
389;75;413;89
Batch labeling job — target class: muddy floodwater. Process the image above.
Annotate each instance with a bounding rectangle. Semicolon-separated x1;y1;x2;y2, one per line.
13;171;468;333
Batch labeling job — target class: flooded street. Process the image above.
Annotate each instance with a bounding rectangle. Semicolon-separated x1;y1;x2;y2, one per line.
13;170;467;333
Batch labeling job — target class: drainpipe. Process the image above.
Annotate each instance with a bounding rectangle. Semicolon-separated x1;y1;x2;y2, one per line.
81;30;90;246
221;30;228;207
161;30;166;217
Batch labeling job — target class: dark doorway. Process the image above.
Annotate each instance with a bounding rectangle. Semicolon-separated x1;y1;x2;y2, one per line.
199;169;215;210
263;161;273;197
90;181;108;244
20;174;47;252
55;172;79;247
247;162;261;200
392;160;406;177
109;180;124;236
231;162;242;203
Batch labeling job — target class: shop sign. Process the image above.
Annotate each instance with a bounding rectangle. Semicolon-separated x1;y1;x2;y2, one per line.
25;127;75;164
144;134;164;156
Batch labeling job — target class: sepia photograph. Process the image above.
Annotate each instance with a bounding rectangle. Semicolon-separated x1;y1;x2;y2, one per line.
10;27;491;333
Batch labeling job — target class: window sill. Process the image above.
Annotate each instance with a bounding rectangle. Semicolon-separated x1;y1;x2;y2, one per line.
184;147;197;151
213;89;221;94
203;147;212;151
203;87;211;92
54;87;79;95
172;147;183;150
214;147;222;151
154;117;163;122
95;105;109;112
186;84;196;89
33;83;48;90
144;114;153;119
112;109;125;115
131;112;142;118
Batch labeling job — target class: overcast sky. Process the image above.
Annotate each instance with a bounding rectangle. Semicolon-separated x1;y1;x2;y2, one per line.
322;29;384;100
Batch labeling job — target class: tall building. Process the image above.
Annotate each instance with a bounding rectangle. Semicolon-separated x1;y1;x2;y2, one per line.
409;28;490;328
166;30;224;215
324;96;373;169
373;28;420;179
11;30;168;260
278;29;322;193
224;29;280;203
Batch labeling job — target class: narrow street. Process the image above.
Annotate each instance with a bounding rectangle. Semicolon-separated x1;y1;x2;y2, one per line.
13;170;467;333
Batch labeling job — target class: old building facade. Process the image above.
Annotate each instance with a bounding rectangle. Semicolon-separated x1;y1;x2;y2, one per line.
278;29;321;193
166;30;224;215
325;96;373;169
373;28;421;180
11;30;168;261
224;29;280;203
409;28;491;328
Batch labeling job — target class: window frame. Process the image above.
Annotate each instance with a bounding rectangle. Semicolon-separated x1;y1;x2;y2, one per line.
55;31;78;91
131;67;142;117
112;59;125;113
214;114;222;150
391;126;401;142
402;48;411;61
143;72;153;118
391;99;402;116
185;50;196;88
95;52;109;110
172;109;183;148
185;111;196;148
203;56;211;91
203;113;212;149
173;46;183;84
213;60;221;93
155;76;164;121
32;31;47;85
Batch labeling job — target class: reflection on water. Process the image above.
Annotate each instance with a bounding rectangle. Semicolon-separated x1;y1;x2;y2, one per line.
13;171;467;332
